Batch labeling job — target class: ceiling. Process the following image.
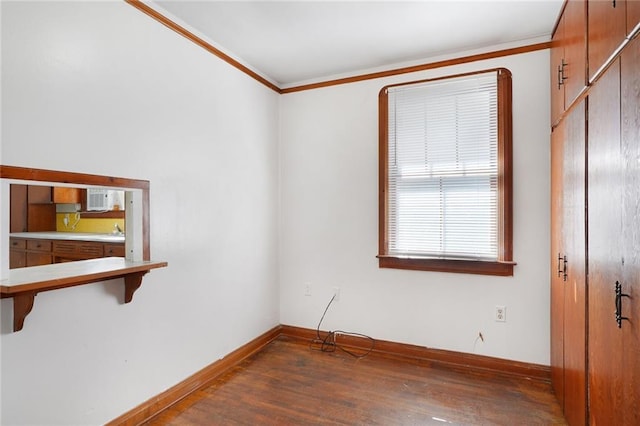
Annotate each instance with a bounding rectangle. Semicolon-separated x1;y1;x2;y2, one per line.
149;1;564;88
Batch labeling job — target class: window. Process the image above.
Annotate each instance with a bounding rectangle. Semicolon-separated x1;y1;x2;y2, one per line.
378;68;514;276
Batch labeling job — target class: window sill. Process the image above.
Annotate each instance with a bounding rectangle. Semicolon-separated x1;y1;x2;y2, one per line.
378;255;515;276
0;257;167;332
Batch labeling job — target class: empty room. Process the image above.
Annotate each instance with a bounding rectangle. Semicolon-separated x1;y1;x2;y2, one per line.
1;0;638;424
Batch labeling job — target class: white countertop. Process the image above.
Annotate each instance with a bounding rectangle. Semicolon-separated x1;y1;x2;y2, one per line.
10;232;125;244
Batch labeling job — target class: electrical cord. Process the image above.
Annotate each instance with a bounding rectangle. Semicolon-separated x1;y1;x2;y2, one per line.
309;294;375;359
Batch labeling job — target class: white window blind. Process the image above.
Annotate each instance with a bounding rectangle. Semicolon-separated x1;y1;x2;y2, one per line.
387;71;498;261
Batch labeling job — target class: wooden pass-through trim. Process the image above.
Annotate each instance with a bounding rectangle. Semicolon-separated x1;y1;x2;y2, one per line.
1;165;151;260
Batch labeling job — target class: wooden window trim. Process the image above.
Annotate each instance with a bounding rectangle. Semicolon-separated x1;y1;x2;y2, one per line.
378;68;514;276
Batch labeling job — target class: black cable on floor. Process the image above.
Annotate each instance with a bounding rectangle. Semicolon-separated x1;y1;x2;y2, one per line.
309;294;375;359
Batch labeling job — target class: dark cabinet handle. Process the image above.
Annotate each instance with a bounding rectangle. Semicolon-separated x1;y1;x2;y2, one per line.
615;281;630;328
558;60;568;90
557;253;568;281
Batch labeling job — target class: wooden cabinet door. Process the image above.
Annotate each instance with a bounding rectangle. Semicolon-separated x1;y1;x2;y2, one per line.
563;0;587;105
551;14;565;125
10;184;28;233
550;122;565;406
620;35;640;426
27;185;52;203
628;0;640;34
26;252;52;267
53;187;81;204
588;0;626;80
550;102;587;425
26;203;56;232
588;59;624;425
561;101;586;426
550;0;586;125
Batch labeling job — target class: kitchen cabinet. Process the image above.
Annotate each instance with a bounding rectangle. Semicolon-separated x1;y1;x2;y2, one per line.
588;0;626;80
104;243;126;257
53;187;83;204
9;236;124;269
550;0;586;125
550;101;586;426
9;238;53;268
27;185;52;203
10;184;27;233
10;184;56;233
9;238;26;269
53;240;103;263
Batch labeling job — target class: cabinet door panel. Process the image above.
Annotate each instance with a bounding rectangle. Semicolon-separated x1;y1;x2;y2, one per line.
563;0;587;105
550;122;565;405
26;203;56;232
26;252;52;267
588;0;626;80
10;184;28;233
628;0;640;34
551;16;565;125
9;250;26;269
588;59;624;425
621;34;640;426
53;187;81;204
562;102;586;426
27;185;52;203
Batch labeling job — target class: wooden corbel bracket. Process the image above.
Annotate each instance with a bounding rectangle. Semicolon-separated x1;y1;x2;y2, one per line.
1;258;167;332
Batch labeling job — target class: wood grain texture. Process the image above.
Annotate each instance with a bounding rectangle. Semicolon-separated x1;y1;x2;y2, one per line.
620;34;640;426
549;121;565;407
281;325;551;382
588;0;626;80
562;0;587;107
107;326;283;426
281;42;551;94
143;336;565;425
629;0;640;34
587;58;624;425
560;100;586;426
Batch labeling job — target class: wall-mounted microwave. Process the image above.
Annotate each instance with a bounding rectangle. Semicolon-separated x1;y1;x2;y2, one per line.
86;189;124;211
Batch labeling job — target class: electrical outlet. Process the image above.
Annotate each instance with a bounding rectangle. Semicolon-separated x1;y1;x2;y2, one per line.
332;286;340;302
304;282;312;296
63;214;70;227
495;305;506;322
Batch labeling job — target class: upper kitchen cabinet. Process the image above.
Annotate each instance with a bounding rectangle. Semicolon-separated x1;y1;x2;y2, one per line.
53;187;83;204
10;184;56;233
551;0;587;126
588;0;627;81
27;185;52;203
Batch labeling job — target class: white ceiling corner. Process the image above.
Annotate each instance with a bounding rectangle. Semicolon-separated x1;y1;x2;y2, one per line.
148;0;563;88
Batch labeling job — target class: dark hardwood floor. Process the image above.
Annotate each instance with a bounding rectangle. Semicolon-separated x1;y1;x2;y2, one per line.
145;336;566;425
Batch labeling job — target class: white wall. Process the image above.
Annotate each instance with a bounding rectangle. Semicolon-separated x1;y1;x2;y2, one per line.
1;2;279;425
279;50;550;365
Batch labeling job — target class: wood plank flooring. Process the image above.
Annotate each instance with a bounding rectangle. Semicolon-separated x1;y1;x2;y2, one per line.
145;336;566;425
